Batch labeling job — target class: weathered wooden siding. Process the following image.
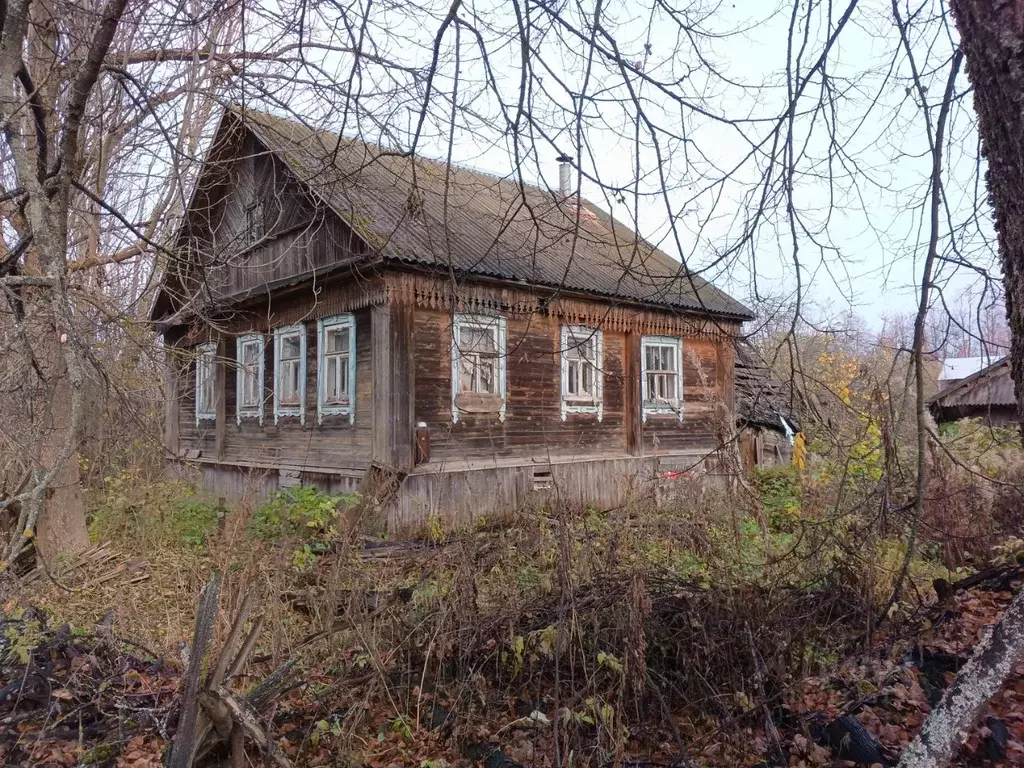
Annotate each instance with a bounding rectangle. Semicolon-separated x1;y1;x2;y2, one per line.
640;335;734;454
191;133;365;298
182;451;724;534
413;307;629;463
172;302;375;472
412;305;733;465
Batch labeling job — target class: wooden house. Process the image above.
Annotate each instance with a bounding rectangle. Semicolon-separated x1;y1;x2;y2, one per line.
929;357;1018;426
152;107;753;531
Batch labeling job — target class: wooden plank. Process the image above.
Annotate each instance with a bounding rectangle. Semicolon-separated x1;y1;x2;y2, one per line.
624;331;642;456
371;304;390;465
389;303;415;471
215;335;227;460
164;354;180;457
371;303;415;471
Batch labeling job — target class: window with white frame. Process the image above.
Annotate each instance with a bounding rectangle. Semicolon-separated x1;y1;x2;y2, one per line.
236;333;265;423
641;335;683;421
560;325;603;421
274;324;306;423
195;342;217;424
451;314;507;422
317;315;356;424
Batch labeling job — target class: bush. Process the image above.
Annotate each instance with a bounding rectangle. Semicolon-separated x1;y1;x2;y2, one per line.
167;500;220;550
89;474;220;551
252;486;358;541
752;466;801;530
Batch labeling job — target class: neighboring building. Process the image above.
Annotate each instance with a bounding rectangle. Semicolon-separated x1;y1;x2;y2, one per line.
929;357;1018;426
734;340;800;471
152;107;752;531
938;355;999;387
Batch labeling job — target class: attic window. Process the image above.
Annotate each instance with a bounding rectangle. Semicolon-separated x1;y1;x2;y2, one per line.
641;335;683;422
245;200;264;245
560;325;603;421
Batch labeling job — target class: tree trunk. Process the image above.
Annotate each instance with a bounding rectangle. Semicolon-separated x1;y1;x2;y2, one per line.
950;0;1024;414
34;342;90;562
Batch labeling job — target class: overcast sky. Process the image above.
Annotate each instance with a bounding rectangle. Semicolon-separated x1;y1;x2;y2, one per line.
248;0;996;332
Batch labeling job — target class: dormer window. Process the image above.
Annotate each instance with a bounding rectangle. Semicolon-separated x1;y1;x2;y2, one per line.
245;200;264;245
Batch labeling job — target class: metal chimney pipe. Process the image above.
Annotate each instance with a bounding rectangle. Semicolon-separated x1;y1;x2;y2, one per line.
556;154;573;198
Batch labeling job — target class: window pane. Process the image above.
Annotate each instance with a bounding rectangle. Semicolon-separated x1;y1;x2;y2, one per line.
325;353;349;404
582;363;593;394
243;341;259;366
646;346;659;370
282;335;301;360
326;358;338;400
327;327;349;354
461;327;495;355
566;360;579;395
459;356;476;392
478;358;494;393
662;346;675;371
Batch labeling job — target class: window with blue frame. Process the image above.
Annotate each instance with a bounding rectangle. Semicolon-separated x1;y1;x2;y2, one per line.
317;314;356;424
195;342;217;425
236;333;265;424
274;324;306;424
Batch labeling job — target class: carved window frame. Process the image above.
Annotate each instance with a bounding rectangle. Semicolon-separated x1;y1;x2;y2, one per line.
560;325;603;421
236;333;265;424
195;342;217;425
451;313;507;423
317;314;356;425
641;335;683;422
273;324;306;424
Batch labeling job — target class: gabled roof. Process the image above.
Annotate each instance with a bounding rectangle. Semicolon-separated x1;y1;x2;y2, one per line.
928;356;1013;408
213;107;751;319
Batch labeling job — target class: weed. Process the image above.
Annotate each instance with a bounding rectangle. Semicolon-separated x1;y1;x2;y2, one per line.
252;486;356;540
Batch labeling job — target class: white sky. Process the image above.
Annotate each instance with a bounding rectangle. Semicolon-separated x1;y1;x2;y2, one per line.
244;0;996;331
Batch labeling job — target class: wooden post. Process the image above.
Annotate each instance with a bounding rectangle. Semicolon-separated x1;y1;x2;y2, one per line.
215;336;227;460
371;303;415;471
624;331;642;456
164;351;180;458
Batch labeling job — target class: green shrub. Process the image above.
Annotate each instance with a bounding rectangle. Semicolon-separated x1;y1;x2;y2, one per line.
752;466;801;530
168;500;220;549
89;474;220;551
252;486;358;540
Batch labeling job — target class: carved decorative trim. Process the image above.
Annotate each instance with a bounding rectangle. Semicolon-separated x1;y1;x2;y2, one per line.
383;273;740;339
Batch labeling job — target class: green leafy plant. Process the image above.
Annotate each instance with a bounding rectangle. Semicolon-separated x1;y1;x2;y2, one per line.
252;486;356;540
168;500;220;549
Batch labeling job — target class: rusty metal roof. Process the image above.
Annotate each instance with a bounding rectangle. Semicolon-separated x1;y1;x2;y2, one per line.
232;107;752;319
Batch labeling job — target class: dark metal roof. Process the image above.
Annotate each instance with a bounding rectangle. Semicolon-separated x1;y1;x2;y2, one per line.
928;357;1014;409
232;107;753;319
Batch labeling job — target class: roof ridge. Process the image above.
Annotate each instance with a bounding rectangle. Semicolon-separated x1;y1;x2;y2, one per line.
229;104;575;204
